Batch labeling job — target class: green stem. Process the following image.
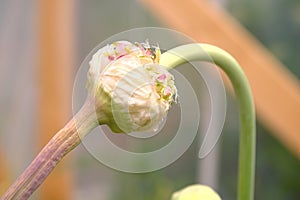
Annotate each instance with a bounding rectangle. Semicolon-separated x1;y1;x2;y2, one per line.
161;44;256;200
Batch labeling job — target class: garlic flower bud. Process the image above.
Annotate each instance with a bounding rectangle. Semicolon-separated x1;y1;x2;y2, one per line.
171;185;221;200
87;41;177;133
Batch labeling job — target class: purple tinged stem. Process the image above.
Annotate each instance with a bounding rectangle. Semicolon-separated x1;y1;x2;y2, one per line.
0;99;98;200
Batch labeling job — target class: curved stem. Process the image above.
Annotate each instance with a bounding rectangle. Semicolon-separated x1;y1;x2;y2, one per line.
0;99;99;200
161;44;256;200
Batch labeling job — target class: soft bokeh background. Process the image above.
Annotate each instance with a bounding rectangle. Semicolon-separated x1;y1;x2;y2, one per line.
0;0;299;199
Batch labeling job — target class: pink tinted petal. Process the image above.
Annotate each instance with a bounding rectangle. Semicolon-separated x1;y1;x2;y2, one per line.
108;55;115;61
157;74;167;82
116;54;125;59
163;87;172;97
115;43;127;55
145;49;152;57
114;41;140;58
139;46;146;55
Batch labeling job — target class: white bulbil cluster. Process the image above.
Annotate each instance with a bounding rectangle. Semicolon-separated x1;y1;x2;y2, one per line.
87;41;177;133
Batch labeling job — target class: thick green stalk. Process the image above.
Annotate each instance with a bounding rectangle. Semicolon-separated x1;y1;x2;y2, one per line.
161;44;256;200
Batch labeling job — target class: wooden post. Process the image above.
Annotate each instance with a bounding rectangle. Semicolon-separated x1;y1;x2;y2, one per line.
0;151;10;195
37;0;75;199
141;0;300;159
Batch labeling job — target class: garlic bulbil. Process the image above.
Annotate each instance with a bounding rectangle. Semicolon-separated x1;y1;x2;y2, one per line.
87;41;177;133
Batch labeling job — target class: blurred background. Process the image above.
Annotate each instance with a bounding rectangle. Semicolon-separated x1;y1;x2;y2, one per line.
0;0;300;199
